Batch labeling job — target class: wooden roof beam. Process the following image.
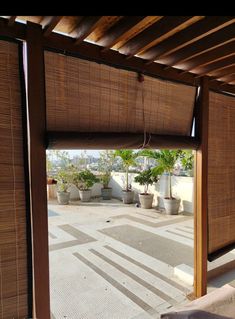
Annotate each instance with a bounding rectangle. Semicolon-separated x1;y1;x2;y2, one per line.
118;16;199;58
0;17;234;94
97;16;146;51
8;16;17;26
216;73;235;83
176;41;235;72
193;56;235;78
163;24;235;69
43;16;63;37
74;16;103;45
209;65;235;79
143;16;235;65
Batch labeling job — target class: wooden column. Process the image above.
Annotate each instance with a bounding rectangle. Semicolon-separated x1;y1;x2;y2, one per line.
26;22;50;318
194;77;209;297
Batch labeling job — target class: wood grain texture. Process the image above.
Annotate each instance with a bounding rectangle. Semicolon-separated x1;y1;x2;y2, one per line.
26;22;50;319
194;77;209;297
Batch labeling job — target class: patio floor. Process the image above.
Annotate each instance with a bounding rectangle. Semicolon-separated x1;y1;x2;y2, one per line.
48;198;195;319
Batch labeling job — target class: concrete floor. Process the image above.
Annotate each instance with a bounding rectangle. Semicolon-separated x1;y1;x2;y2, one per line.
48;198;235;319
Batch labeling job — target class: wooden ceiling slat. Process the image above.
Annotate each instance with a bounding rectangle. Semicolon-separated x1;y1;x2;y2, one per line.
87;16;123;42
217;73;235;82
0;16;235;91
113;16;163;50
97;16;146;51
74;16;103;45
176;41;235;72
118;16;198;58
142;16;235;64
162;24;235;68
43;16;63;37
209;65;235;78
193;56;235;77
8;16;17;26
54;16;84;35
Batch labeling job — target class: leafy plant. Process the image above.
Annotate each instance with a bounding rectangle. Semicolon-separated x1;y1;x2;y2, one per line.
138;150;182;199
114;150;138;191
77;169;99;191
134;169;159;194
180;150;194;173
100;172;111;188
98;150;115;188
56;169;71;193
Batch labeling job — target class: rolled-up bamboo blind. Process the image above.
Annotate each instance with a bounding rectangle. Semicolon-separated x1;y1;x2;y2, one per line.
0;40;29;317
45;51;196;138
208;91;235;258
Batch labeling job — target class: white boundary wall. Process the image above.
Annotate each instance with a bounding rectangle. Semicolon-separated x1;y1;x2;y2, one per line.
109;173;194;213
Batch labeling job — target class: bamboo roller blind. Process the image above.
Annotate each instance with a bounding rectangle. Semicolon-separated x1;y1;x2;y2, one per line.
208;91;235;255
0;41;29;318
45;51;196;136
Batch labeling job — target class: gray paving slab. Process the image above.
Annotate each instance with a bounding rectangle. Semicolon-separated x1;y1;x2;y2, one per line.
113;214;191;228
99;224;193;267
59;224;96;242
49;239;83;251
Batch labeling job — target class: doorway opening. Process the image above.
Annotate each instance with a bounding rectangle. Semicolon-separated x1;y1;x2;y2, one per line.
47;148;195;319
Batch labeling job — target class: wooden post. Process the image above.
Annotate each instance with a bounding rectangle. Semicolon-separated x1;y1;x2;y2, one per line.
194;77;209;297
26;22;50;318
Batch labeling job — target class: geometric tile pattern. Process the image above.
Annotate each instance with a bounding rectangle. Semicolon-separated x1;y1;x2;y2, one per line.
48;199;194;318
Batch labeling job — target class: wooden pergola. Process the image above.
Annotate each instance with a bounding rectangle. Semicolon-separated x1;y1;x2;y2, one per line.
0;15;235;319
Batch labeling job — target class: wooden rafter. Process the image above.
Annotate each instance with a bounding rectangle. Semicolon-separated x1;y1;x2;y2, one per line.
192;55;235;77
43;16;63;37
8;15;17;26
143;16;235;64
0;17;234;93
161;23;235;68
217;73;235;83
97;16;146;51
209;65;235;79
178;41;235;72
118;16;198;58
74;16;103;45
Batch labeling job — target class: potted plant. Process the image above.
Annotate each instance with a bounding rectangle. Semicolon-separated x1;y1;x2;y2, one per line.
114;150;137;204
134;169;159;209
139;150;182;214
77;169;99;202
56;169;71;205
100;172;112;200
98;150;115;200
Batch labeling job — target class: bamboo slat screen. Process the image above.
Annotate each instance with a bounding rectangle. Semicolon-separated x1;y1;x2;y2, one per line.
0;40;29;318
45;51;196;137
208;91;235;256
